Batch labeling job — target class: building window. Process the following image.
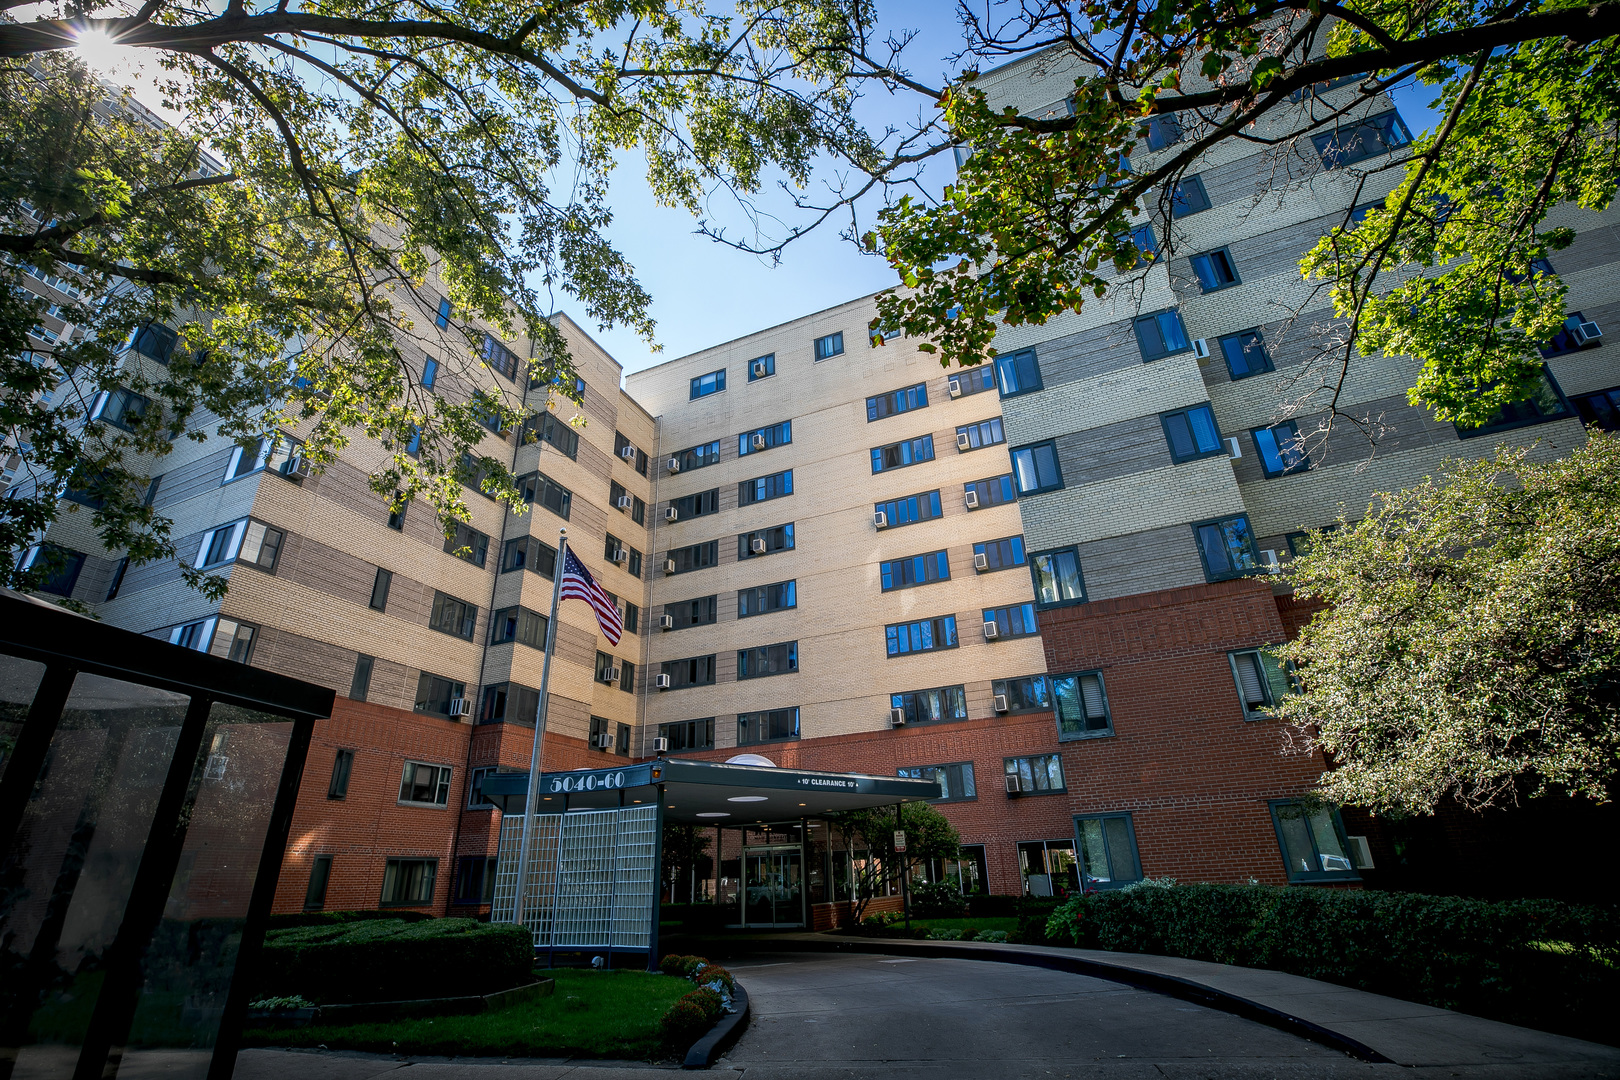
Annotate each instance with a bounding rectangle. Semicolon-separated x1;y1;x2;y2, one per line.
429;592;477;640
1170;175;1211;217
814;332;844;360
480;683;539;727
995;349;1042;398
867;382;929;422
994;674;1052;714
881;550;950;591
1115;224;1157;269
956;417;1005;451
673;488;720;519
668;540;719;574
1190;247;1240;292
170;618;215;651
524;412;579;458
502;536;557;578
1010;441;1063;495
1540;312;1603;358
875;490;942;528
398;761;452;807
951;365;997;397
1312;111;1411;169
1030;547;1085;607
891;685;967;726
303;855;333;911
327;749;354;799
738;640;798;679
105;557;128;601
661;654;716;689
421;356;438;389
1055;671;1112;739
589;715;611;750
1134;309;1191;361
1194;515;1260;582
595;651;633;692
519;471;572;519
615;722;631;756
747;353;776;381
380;858;437;906
350;655;374;702
1162;404;1224;463
1004;754;1065;794
690;368;727;399
738;523;794;559
739;469;793;506
434;296;452;328
414;673;466;718
738;580;796;617
444;522;489;567
1220;330;1272;380
92;387;150;431
739;420;791;456
131;321;179;363
898;762;976;803
1230;647;1295;719
1271;801;1359;881
1075;813;1142;889
1455;367;1573;438
467;767;496;809
215;619;257;664
871;435;935;473
885;615;958;657
966;474;1017;510
659;717;715;752
973;536;1025;573
609;481;647;525
24;545;86;597
453;856;496;904
984;603;1038;639
667;595;718;630
738;707;800;745
1253;421;1312;477
225;432;301;482
673;440;722;471
200;518;281;571
614;430;649;475
615;596;640;634
490;606;548;649
481;333;521;380
1572;386;1620;431
387;495;406;531
1141;112;1181;150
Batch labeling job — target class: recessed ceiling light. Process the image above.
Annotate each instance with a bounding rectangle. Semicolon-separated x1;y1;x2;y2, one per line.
696;812;730;818
728;795;768;803
798;803;806;807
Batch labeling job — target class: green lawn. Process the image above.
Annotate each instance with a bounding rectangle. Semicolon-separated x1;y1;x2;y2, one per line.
906;916;1018;935
243;969;694;1060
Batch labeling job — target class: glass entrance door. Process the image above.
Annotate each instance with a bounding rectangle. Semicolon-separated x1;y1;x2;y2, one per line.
742;845;804;926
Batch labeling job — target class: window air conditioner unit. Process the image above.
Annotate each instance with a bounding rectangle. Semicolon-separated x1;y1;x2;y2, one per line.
1192;338;1210;360
616;495;634;511
652;736;670;753
750;537;767;554
1259;549;1282;572
665;506;678;522
1004;774;1022;795
874;510;889;529
610;546;628;564
750;432;767;450
889;707;906;726
658;614;675;631
448;698;473;718
667;457;681;473
964;489;980;509
1347;835;1375;869
1227;436;1242;458
973;552;989;572
620;445;637;460
283;454;312;478
663;558;676;575
947;378;962;398
595;733;615;749
956;432;971;452
1576;319;1603;342
600;667;620;684
654;673;672;689
752;361;769;378
993;693;1009;713
983;621;1000;639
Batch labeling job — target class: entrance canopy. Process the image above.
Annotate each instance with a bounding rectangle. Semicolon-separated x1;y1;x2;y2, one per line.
480;756;941;823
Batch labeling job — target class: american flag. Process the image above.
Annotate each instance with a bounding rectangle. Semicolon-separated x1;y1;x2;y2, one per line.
559;547;623;645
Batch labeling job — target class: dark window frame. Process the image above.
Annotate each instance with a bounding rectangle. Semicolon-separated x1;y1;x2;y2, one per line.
875;490;943;529
1193;514;1261;582
380;857;438;907
1219;329;1273;380
737;706;801;745
1269;800;1361;883
1009;440;1064;495
1169;175;1211;218
1189;246;1241;292
1161;404;1226;463
890;684;968;726
814;332;844;361
1134;309;1192;362
690;368;727;399
327;749;355;799
737;640;799;680
884;614;959;658
994;349;1043;399
897;761;977;803
1073;812;1143;890
1030;546;1086;609
1252;420;1313;478
1003;753;1066;795
738;580;797;618
747;353;776;381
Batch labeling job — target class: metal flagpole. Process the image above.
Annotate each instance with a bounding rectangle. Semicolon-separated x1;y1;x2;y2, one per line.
511;528;569;936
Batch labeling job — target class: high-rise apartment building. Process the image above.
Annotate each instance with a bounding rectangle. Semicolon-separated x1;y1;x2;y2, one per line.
14;44;1618;915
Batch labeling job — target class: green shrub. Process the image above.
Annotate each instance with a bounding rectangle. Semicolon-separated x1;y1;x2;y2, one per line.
658;986;724;1044
1012;897;1062;945
692;963;735;995
659;954;700;977
974;930;1009;943
257;918;532;1004
911;881;968;918
266;909;435;931
926;928;963;941
966;895;1019;919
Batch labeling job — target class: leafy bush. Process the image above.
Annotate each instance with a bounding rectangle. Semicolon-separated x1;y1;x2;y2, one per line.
257;918;532;1004
966;895;1019;919
659;954;702;977
911;881;968;918
247;995;314;1010
974;930;1009;943
658;987;724;1045
1042;884;1620;1043
267;909;435;931
927;929;963;941
1012;897;1062;945
692;963;735;996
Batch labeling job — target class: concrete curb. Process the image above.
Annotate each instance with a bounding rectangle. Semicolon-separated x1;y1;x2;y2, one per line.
681;983;750;1070
719;936;1394;1065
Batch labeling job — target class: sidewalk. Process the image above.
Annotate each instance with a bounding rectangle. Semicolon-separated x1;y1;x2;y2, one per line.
707;931;1620;1071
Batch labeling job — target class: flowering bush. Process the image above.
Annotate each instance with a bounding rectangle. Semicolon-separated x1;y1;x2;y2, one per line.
658;987;724;1044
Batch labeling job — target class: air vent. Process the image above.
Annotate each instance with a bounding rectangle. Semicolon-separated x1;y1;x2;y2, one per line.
448;698;473;718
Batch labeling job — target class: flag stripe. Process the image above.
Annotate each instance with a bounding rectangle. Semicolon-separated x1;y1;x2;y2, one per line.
559;548;623;645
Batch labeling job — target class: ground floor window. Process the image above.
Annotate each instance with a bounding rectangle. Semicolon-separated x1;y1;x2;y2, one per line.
1270;801;1360;882
1074;813;1142;890
915;844;988;894
453;855;497;904
381;857;438;906
1016;839;1078;896
304;855;332;910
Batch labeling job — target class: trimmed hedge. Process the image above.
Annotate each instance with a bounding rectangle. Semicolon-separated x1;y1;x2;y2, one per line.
257;918;532;1004
966;894;1019;919
266;909;435;931
1012;897;1062;945
1044;884;1620;1043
